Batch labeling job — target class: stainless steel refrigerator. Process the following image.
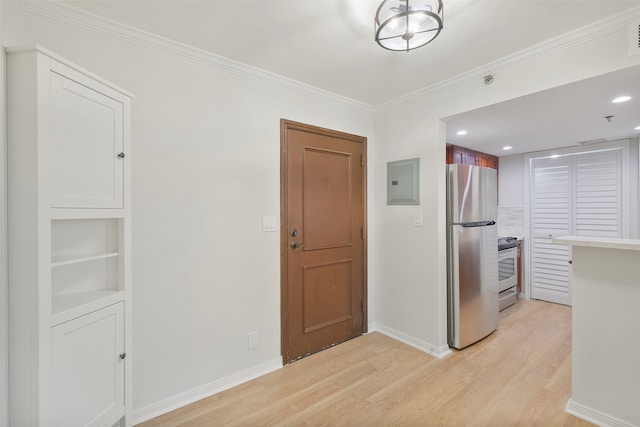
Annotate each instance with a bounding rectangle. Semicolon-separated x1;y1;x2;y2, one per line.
446;164;498;349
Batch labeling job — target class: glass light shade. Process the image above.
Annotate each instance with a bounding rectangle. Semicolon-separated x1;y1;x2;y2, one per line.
375;0;443;52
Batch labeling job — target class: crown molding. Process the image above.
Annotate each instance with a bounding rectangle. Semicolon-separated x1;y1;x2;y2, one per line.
19;1;640;114
20;0;375;113
377;5;640;112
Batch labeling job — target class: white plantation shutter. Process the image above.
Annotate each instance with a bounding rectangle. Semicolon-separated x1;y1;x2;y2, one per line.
531;157;572;305
574;151;621;238
529;148;624;306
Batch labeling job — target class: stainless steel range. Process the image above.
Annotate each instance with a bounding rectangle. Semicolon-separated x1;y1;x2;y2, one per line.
498;236;518;311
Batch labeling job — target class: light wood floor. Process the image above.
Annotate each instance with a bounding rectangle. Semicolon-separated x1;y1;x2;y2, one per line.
139;299;593;426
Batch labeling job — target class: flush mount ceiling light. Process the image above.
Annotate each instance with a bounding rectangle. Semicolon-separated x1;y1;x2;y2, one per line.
374;0;444;52
612;95;632;103
502;146;512;150
456;130;467;136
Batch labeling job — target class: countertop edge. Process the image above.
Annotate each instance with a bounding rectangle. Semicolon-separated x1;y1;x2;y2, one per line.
552;235;640;251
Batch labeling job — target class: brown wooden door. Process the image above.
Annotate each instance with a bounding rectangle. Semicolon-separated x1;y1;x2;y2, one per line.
280;119;366;363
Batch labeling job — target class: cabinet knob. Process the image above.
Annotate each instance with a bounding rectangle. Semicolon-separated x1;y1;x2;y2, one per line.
118;152;126;159
119;353;126;360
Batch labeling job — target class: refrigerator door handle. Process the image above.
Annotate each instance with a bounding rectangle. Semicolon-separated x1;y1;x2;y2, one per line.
451;220;496;228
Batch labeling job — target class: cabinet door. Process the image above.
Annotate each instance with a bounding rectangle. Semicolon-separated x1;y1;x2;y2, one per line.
447;145;466;164
478;155;498;169
50;71;124;209
52;303;125;427
464;149;479;166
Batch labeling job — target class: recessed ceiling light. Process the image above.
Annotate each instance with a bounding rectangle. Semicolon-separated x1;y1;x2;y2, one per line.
635;125;640;130
502;146;512;150
457;130;467;136
612;96;631;103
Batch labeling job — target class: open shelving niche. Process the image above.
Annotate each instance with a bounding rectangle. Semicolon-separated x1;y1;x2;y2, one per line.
50;217;127;325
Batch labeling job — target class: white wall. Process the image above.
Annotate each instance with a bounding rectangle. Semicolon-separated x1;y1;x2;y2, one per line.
631;137;640;239
0;2;376;420
497;154;526;238
0;0;8;424
498;154;525;208
373;15;640;355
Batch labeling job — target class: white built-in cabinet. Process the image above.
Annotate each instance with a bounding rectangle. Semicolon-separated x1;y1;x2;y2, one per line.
7;45;133;427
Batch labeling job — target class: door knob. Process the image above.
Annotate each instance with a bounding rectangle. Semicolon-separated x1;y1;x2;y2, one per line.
117;152;126;159
119;353;126;360
290;229;298;237
290;242;303;249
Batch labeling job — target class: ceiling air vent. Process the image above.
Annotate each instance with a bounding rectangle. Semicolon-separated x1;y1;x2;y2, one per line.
630;19;640;56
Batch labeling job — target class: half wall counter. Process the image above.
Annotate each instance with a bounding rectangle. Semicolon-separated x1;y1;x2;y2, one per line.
552;236;640;427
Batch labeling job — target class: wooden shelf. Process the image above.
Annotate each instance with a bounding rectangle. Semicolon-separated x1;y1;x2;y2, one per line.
50;208;125;220
52;252;119;268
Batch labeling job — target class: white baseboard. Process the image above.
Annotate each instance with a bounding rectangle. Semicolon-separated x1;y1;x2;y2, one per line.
132;357;282;424
369;322;452;359
565;398;636;427
132;327;451;424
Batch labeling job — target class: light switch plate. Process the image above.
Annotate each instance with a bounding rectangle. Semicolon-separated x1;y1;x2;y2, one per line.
262;216;277;232
414;212;423;227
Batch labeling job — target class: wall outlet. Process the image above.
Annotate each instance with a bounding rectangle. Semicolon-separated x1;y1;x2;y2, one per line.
248;331;259;350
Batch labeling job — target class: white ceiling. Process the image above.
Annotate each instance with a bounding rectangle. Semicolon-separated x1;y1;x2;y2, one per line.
444;64;640;156
60;0;640;155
